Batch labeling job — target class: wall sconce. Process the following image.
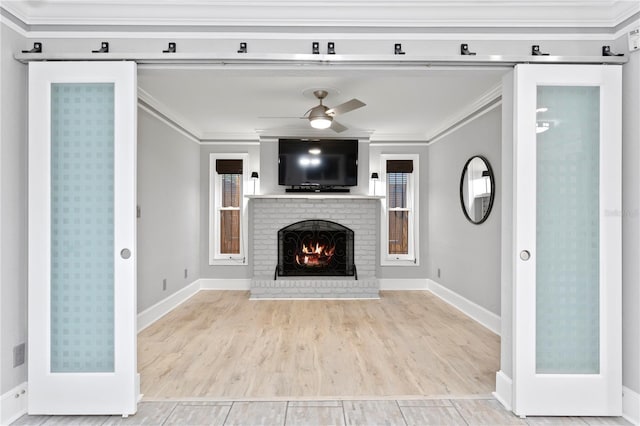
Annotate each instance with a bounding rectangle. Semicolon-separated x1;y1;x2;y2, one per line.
371;172;379;196
251;171;259;195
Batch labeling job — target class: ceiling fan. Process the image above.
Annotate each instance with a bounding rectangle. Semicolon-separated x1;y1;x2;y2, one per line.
305;89;366;132
263;89;366;133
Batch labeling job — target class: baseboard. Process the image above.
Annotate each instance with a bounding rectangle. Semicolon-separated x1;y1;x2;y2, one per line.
379;278;429;290
492;370;513;412
426;279;501;335
1;382;28;425
137;279;201;332
199;278;251;290
623;386;640;425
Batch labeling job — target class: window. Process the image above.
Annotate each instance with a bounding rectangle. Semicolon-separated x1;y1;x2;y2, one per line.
219;172;241;254
388;172;409;255
209;155;249;265
381;155;419;265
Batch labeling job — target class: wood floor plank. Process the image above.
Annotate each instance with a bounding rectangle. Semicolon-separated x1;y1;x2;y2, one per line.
138;291;500;399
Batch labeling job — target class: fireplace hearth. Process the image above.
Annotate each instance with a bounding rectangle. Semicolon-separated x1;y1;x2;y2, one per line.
277;220;355;277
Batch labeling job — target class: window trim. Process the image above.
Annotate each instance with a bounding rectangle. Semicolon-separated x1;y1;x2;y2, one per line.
380;153;420;266
209;153;249;266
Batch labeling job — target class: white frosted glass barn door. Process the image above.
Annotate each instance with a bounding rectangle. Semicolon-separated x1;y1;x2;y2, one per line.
28;62;138;415
513;64;622;416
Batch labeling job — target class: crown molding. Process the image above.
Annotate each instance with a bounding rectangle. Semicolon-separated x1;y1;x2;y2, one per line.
200;140;260;145
137;87;203;140
137;103;201;145
426;83;502;143
0;12;28;37
200;132;261;142
253;126;375;141
2;1;637;30
368;133;430;142
9;28;625;41
614;13;640;39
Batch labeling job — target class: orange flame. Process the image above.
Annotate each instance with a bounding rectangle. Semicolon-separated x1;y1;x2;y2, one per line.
295;241;336;267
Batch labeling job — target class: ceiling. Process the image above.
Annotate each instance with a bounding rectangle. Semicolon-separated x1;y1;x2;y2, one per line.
137;67;508;141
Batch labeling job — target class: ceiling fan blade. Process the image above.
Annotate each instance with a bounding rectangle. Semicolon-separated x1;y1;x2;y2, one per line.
326;98;366;116
330;120;348;133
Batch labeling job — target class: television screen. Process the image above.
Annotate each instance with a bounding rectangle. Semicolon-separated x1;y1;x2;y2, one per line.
278;139;358;187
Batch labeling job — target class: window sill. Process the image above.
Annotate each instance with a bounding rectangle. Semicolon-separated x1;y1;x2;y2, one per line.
209;258;247;266
381;258;419;267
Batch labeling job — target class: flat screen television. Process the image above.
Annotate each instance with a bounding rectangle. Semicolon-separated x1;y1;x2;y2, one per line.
278;139;358;189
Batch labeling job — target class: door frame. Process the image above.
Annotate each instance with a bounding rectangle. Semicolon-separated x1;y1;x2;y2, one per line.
19;55;627;417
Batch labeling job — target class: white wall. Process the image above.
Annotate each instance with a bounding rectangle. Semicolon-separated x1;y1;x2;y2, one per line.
617;21;640;394
137;108;201;312
0;22;28;395
428;107;502;315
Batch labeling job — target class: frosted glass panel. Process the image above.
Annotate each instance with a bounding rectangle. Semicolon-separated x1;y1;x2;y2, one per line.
536;86;600;374
50;83;115;373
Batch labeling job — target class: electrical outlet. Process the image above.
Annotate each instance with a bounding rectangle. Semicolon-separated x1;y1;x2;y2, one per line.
184;268;188;279
437;268;441;278
162;278;167;291
13;343;25;367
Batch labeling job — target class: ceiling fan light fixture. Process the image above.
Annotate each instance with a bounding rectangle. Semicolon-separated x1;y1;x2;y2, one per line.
310;116;332;129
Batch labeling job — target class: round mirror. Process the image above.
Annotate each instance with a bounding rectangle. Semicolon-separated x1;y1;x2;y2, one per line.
460;155;495;225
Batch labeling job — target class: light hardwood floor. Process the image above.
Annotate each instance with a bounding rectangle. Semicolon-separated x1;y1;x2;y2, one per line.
138;291;500;399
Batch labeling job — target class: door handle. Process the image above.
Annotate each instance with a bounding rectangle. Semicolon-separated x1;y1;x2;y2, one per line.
120;248;131;259
520;250;531;261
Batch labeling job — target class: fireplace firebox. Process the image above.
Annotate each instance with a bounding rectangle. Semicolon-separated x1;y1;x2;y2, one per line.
277;220;355;277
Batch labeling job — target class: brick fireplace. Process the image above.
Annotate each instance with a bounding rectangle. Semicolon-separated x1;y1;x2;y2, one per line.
249;195;380;298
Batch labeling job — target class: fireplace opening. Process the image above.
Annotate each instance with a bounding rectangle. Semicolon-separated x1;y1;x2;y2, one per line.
277;220;354;277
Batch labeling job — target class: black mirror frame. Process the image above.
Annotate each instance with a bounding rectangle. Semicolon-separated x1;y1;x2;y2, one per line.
459;155;495;225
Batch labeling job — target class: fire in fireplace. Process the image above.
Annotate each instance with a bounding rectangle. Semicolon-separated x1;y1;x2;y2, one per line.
278;220;354;277
296;241;336;267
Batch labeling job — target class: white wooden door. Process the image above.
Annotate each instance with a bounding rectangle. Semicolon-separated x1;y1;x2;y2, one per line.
28;62;138;415
513;64;622;416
